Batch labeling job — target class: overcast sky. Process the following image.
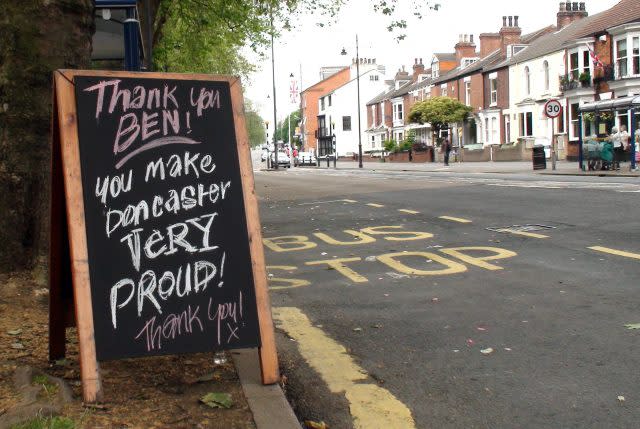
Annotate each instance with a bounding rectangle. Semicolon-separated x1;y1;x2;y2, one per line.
244;0;620;123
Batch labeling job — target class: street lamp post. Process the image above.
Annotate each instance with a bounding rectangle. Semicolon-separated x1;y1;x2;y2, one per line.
341;35;363;168
289;73;294;153
270;10;278;169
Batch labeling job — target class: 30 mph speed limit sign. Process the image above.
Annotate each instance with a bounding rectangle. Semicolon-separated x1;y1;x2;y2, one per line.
544;99;562;118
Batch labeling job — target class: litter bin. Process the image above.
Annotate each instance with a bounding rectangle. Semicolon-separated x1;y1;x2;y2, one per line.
532;145;546;170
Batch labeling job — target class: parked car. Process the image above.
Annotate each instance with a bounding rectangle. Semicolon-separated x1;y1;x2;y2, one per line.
261;149;269;162
295;151;317;166
270;151;291;168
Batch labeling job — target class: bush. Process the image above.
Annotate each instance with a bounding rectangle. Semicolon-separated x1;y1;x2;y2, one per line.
383;139;397;152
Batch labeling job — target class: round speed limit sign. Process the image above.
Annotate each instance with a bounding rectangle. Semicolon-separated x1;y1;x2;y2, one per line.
544;99;562;118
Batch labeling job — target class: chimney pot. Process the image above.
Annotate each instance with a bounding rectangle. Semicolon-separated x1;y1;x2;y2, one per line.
470;34;474;43
502;16;507;26
420;58;423;64
579;2;585;10
572;2;578;10
514;16;519;27
559;2;565;11
508;16;513;26
415;58;418;64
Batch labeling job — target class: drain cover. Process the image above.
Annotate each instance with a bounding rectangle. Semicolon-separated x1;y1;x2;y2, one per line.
486;224;557;233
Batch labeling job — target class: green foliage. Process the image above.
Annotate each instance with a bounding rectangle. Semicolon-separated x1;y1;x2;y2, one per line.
9;416;75;429
383;139;398;152
244;101;267;148
275;110;301;144
399;130;415;151
409;96;472;134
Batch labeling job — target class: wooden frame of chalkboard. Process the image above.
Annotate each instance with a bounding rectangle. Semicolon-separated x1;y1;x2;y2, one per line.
49;69;279;403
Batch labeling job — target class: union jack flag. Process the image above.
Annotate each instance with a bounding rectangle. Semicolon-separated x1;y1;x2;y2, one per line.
585;43;604;68
289;80;299;104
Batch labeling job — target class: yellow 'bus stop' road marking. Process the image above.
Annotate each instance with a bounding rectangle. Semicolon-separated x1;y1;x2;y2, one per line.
438;215;472;223
366;203;385;208
497;228;549;239
273;307;416;429
588;246;640;260
398;209;419;214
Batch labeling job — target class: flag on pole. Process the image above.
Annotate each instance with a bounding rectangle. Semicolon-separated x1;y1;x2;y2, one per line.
585;43;604;68
289;79;299;104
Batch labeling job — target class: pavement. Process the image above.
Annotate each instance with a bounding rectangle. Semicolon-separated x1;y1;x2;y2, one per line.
253;161;640;428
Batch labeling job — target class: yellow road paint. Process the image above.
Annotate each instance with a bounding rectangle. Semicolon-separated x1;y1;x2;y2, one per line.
439;247;517;271
263;235;318;252
266;266;311;290
439;215;472;223
313;230;376;246
377;251;467;276
497;228;549;239
588;246;640;260
366;203;385;208
273;307;416;429
398;209;419;214
305;257;368;283
360;226;433;241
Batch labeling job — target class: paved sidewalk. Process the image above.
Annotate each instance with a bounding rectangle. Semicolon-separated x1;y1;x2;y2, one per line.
325;159;640;177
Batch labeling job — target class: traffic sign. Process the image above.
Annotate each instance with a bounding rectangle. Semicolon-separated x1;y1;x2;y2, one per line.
544;99;562;118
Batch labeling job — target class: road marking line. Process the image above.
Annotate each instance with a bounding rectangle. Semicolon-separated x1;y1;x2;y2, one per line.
273;307;416;429
366;203;385;208
496;228;549;239
398;209;419;214
588;246;640;260
438;215;472;223
298;199;357;206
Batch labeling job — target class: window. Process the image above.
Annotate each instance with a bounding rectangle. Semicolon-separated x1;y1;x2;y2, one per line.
570;52;579;80
505;116;511;143
524;66;531;95
342;116;352;131
393;103;403;121
371;105;377;126
634;37;640;75
441;84;447;97
328;95;332;106
465;81;471;106
371;135;375;148
490;78;498;105
433;61;440;78
518;112;533;136
570;103;579;139
617;38;628;77
557;107;565;133
485;118;489;142
320;97;325;111
491;117;498;143
543;61;550;92
369;74;379;81
582;51;590;75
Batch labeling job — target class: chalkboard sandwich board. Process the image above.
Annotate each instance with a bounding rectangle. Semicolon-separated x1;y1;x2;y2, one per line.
49;70;278;402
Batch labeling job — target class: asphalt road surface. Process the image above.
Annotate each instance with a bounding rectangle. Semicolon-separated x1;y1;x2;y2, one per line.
254;162;640;429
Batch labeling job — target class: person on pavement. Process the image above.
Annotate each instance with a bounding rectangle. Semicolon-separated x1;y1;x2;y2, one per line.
443;136;452;166
611;126;623;170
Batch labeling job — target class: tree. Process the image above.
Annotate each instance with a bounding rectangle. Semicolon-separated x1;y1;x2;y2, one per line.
409;96;472;144
245;102;267;148
275;110;301;146
0;0;94;272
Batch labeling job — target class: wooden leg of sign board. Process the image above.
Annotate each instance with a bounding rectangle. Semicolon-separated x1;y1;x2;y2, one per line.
53;70;103;402
229;77;280;384
49;88;67;361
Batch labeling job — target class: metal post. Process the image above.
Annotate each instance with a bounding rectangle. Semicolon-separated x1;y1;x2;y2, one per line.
551;117;557;171
124;7;141;71
631;109;637;170
578;113;584;171
333;134;337;168
270;11;278;170
356;35;363;168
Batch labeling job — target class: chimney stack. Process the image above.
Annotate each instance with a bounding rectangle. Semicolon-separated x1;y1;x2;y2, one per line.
454;33;477;65
557;1;588;30
499;15;522;56
412;57;425;82
480;32;501;57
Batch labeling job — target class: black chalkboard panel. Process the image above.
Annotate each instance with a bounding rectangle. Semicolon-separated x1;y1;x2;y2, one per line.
73;76;260;361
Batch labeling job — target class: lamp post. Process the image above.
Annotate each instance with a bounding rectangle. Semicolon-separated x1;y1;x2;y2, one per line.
289;73;294;153
341;35;363;168
270;9;278;169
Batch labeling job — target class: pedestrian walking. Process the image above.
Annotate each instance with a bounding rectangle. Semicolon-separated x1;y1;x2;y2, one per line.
611;126;623;170
443;135;452;166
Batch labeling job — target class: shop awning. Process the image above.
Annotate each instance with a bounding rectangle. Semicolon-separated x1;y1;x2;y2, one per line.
579;95;640;113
